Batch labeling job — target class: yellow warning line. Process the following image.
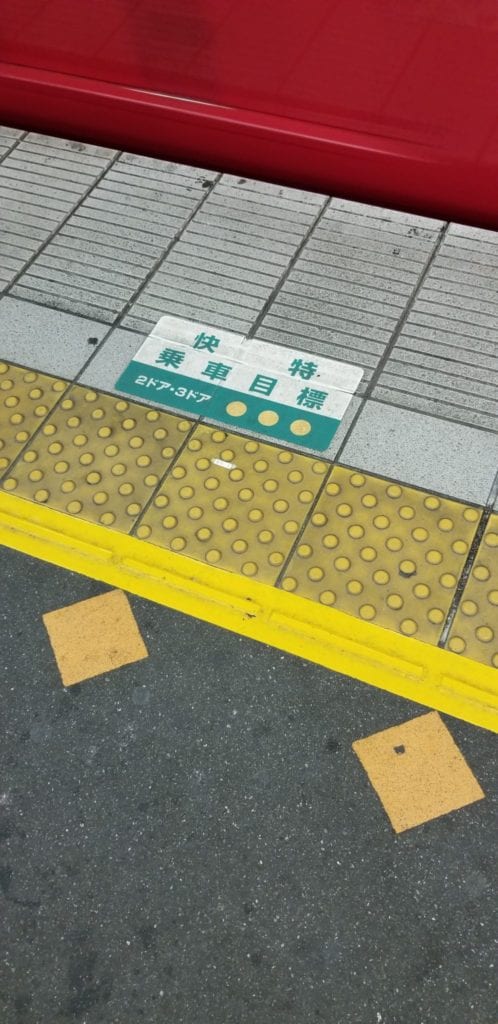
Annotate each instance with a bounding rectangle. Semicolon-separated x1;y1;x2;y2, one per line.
1;489;497;733
1;361;497;730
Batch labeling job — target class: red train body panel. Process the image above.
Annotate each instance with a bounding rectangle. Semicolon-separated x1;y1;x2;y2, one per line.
1;1;498;226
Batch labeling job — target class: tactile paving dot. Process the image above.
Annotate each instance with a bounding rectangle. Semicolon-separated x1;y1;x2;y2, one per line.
446;513;498;668
137;424;327;583
1;385;193;531
280;466;482;644
0;361;68;476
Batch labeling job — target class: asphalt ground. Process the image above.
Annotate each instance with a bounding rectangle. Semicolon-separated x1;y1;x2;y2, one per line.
0;546;496;1024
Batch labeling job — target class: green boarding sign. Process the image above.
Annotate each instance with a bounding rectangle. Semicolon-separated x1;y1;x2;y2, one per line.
116;316;363;452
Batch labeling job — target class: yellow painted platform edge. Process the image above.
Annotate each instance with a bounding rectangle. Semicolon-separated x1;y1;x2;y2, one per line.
0;491;497;733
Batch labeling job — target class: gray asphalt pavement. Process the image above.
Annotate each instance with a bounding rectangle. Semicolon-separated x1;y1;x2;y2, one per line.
0;546;496;1024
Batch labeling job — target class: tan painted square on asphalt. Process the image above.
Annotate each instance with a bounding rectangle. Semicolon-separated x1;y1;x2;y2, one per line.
43;590;148;686
353;712;484;833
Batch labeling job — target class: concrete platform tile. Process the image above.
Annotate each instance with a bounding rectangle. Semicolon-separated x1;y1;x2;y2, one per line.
341;400;498;505
0;296;108;378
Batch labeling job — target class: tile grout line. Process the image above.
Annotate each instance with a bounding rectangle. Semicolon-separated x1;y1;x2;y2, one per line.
334;388;498;471
332;397;366;464
193;192;332;436
364;222;450;398
0;292;143;332
129;419;198;538
486;467;498;510
438;504;495;647
0;130;27;167
359;390;498;436
74;172;223;386
328;210;440;461
4;146;122;299
335;457;485;510
441;463;498;640
393;331;498;368
373;362;498;407
274;464;334;590
246;195;332;339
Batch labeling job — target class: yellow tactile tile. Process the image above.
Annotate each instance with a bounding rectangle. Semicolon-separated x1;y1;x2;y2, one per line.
353;711;484;833
137;424;327;583
1;385;193;531
43;589;148;686
446;513;498;668
281;466;481;644
0;361;68;476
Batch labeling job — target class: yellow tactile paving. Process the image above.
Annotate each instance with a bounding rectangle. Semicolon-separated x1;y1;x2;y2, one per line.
0;363;497;730
0;361;68;475
281;466;481;644
136;424;328;583
0;361;496;728
43;590;148;686
352;712;485;833
1;384;193;532
446;513;498;668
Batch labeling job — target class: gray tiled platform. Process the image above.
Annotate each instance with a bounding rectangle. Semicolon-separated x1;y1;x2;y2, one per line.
340;401;498;505
11;154;211;323
0;134;115;292
0;126;24;161
123;176;326;336
78;326;144;392
1;126;497;508
255;199;444;393
374;224;498;431
0;296;108;379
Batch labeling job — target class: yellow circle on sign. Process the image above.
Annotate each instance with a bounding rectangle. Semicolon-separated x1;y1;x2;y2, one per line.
258;410;279;427
290;419;312;437
226;401;247;417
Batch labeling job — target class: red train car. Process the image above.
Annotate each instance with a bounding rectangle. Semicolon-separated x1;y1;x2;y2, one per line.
1;1;498;227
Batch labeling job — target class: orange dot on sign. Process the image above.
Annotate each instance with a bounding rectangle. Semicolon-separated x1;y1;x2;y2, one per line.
226;401;247;418
290;419;311;436
258;410;279;427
